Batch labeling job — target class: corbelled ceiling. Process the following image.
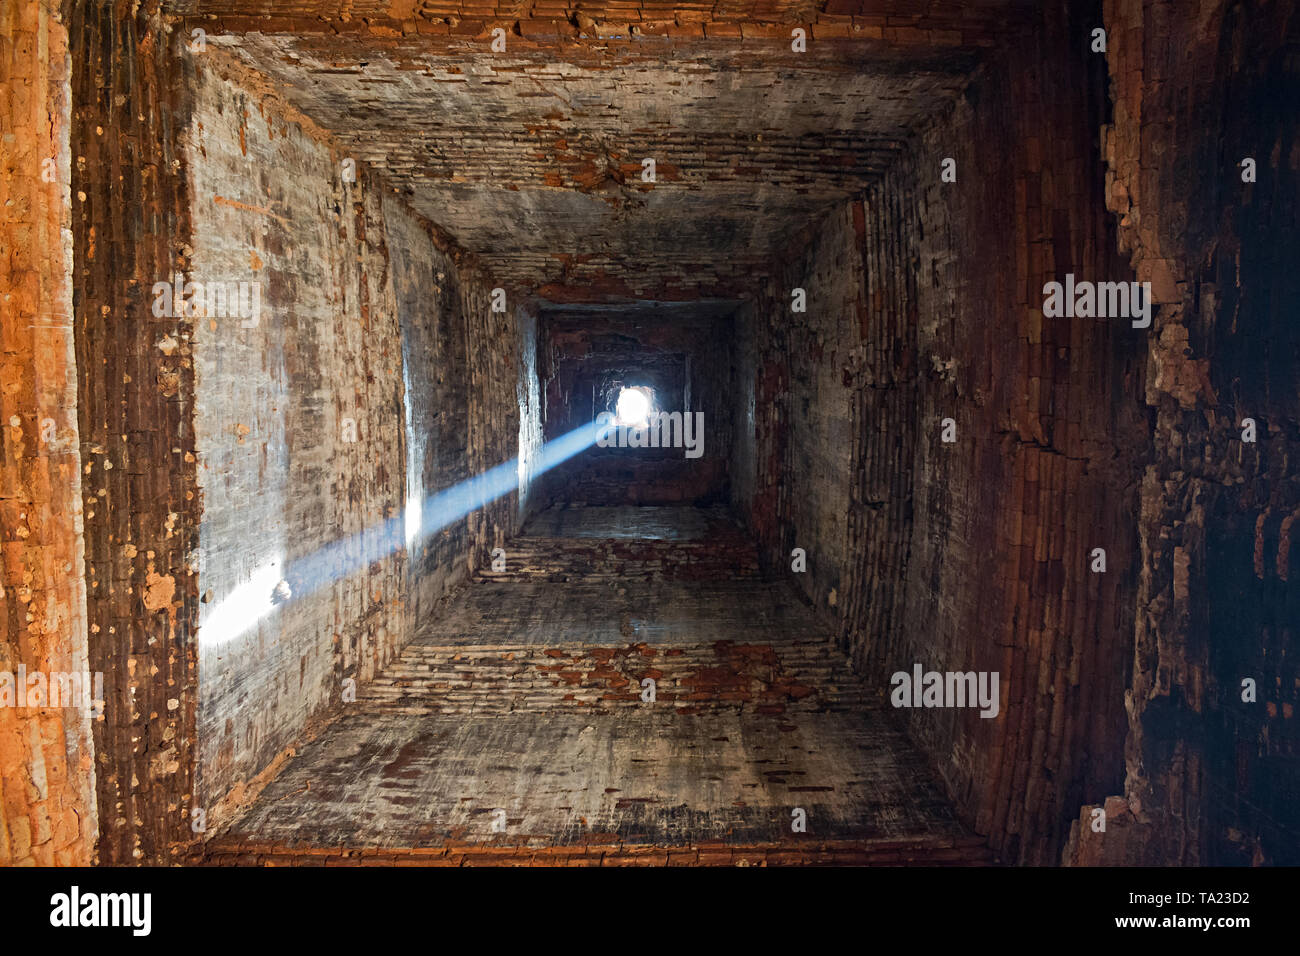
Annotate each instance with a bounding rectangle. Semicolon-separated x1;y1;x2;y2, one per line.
176;1;1031;298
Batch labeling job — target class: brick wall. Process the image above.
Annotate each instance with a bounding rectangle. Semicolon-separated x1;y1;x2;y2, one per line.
462;268;530;569
893;10;1144;862
516;304;543;520
67;0;202;865
186;54;412;823
736;0;1146;864
388;196;472;624
0;0;98;866
772;205;868;619
59;3;536;858
184;52;534;830
1065;0;1300;866
11;0;1291;868
729;292;787;562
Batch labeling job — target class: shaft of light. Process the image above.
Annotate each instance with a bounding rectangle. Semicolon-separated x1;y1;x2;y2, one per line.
199;420;609;647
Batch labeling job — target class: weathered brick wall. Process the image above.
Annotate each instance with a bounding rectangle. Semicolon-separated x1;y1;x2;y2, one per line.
184;51;532;829
894;13;1143;862
730;290;788;562
388;198;472;624
463;273;530;570
0;0;98;866
515;304;543;521
727;302;759;517
20;0;1287;869
738;2;1146;864
733;200;924;705
1065;0;1300;866
67;0;202;865
57;5;533;857
185;53;411;824
176;14;994;301
390;209;536;614
775;206;868;619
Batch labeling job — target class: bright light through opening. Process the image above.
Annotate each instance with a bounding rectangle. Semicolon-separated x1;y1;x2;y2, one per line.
615;387;651;427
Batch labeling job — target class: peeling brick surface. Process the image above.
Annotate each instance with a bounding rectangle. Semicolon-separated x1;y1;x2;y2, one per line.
67;0;202;865
1064;0;1300;867
0;0;97;867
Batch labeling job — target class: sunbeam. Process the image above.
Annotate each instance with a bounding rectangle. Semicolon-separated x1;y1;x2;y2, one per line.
198;420;610;648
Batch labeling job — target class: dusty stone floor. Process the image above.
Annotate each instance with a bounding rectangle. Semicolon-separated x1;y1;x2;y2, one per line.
207;506;992;864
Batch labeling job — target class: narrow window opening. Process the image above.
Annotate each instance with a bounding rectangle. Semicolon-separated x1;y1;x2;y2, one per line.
615;386;653;428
